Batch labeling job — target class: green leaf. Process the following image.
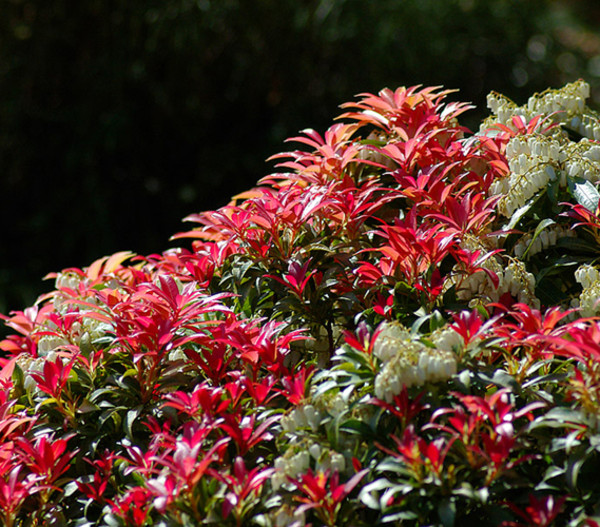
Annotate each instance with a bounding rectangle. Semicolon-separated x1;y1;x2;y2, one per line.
438;498;456;527
89;387;120;404
77;399;100;413
429;309;446;332
311;379;339;399
103;514;124;527
475;369;519;391
377;458;410;475
542;465;565;483
547;177;560;204
521;366;564;388
38;397;59;407
11;362;24;387
522;218;555;259
359;479;393;509
441;283;466;312
505;199;535;230
410;310;445;335
98;407;124;430
452;483;489;503
563;430;583;453
529;406;587;430
535;255;582;284
556;236;600;254
340;418;374;437
381;510;420;523
125;406;143;439
79;332;93;357
570;178;600;212
566;452;587;489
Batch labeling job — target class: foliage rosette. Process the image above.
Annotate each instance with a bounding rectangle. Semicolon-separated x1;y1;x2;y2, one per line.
1;81;600;526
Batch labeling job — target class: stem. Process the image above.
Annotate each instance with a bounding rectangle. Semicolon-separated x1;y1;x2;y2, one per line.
326;321;334;356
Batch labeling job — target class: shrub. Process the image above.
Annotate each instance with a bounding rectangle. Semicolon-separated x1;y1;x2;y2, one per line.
1;80;600;526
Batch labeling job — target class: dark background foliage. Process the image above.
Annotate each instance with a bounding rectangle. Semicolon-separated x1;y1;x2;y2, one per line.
1;0;599;316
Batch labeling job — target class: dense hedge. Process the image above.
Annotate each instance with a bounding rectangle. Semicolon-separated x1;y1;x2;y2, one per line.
1;0;599;314
1;81;600;526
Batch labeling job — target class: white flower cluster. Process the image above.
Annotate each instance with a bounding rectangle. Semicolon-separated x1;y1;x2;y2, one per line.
16;329;100;395
485;91;519;126
526;79;589;118
563;139;600;183
307;443;346;473
513;225;576;259
18;344;75;396
16;322;72;394
450;251;538;308
453;264;502;304
485;79;591;131
53;272;84;313
575;263;600;289
50;272;114;345
280;404;322;434
15;291;113;396
53;271;113;314
312;390;349;420
271;442;346;492
272;449;310;491
372;322;413;362
445;234;503;305
55;271;82;291
18;333;69;395
17;354;50;395
289;323;344;368
496;260;539;309
491;135;561;217
485;81;600;219
430;325;465;353
272;505;306;527
569;113;600;142
504;135;563;161
36;318;110;356
38;334;69;356
167;348;187;362
573;264;600;317
373;322;458;403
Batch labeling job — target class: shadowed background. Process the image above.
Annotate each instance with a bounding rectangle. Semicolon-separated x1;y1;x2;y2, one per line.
1;0;599;319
